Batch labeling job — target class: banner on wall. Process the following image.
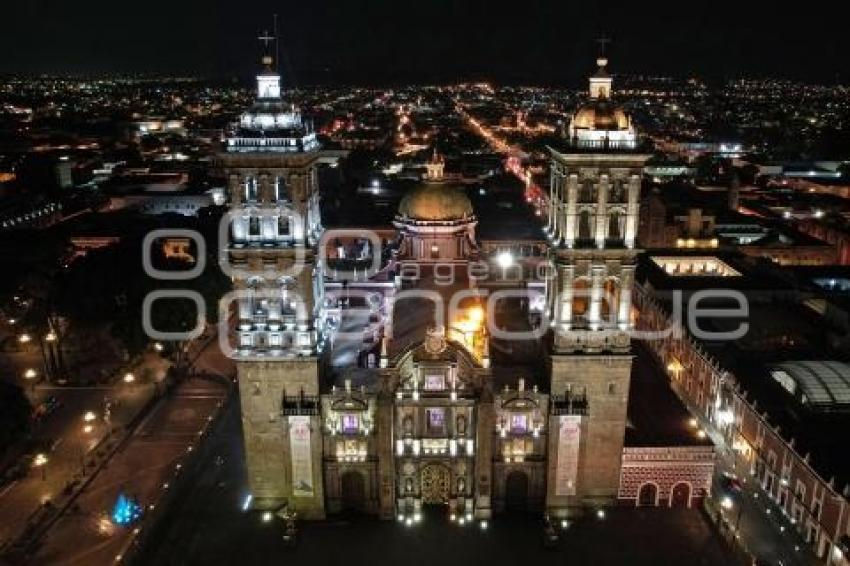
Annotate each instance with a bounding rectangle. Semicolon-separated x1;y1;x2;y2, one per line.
289;416;314;497
555;415;582;497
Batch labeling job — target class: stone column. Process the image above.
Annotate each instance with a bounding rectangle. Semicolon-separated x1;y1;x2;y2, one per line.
618;266;635;329
565;174;578;247
295;262;316;335
547;166;558;233
229;173;242;205
625;174;640;249
595;175;609;249
559;265;575;331
589;264;604;330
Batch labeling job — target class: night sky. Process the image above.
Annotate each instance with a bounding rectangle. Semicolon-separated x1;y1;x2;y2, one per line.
3;0;850;85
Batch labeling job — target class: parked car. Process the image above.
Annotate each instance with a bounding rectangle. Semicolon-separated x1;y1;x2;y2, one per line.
720;472;743;493
32;396;63;421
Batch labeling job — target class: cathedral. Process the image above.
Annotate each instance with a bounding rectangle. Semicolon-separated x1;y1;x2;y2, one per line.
218;44;713;524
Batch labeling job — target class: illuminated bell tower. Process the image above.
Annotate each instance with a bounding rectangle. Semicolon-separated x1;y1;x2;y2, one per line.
544;47;650;515
218;32;337;519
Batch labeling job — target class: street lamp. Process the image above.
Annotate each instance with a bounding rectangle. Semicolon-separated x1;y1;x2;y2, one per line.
720;495;743;534
84;411;97;422
33;453;48;480
153;342;164;353
24;368;37;380
496;251;515;270
45;332;57;342
124;373;136;384
19;333;32;344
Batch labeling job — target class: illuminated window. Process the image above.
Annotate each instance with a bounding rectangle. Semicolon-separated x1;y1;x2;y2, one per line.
600;279;620;322
427;409;445;433
342;414;359;434
573;278;590;319
424;373;445;391
510;414;528;433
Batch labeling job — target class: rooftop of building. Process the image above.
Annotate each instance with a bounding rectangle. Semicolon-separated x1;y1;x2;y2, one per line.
636;251;795;293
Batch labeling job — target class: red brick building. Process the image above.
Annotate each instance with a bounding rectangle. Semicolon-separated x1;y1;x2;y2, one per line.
634;285;850;565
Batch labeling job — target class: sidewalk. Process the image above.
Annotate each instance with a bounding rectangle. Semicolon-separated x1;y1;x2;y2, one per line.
670;381;820;566
0;362;162;553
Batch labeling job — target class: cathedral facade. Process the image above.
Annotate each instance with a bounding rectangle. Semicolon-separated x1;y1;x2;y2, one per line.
221;48;711;524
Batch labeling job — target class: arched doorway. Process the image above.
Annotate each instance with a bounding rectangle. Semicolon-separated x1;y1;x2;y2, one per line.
670;482;691;508
340;471;367;513
505;471;529;513
420;464;451;505
637;483;658;507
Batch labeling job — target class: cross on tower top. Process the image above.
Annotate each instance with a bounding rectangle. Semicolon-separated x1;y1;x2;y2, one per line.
596;36;611;57
259;30;275;51
258;29;276;70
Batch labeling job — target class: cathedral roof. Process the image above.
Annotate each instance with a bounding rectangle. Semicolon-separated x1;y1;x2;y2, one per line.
397;183;474;222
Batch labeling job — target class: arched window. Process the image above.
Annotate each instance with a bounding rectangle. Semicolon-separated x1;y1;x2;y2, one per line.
244;177;258;202
278;215;291;236
609;181;625;203
600;278;620;323
246;277;265;319
608;211;623;240
249;216;261;237
578;210;593;241
579;181;594;203
275;176;289;203
572;278;590;324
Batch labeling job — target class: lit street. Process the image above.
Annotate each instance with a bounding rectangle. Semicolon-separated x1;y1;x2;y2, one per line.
0;380;157;545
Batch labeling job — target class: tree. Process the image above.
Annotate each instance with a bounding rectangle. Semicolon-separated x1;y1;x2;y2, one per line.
0;381;32;456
